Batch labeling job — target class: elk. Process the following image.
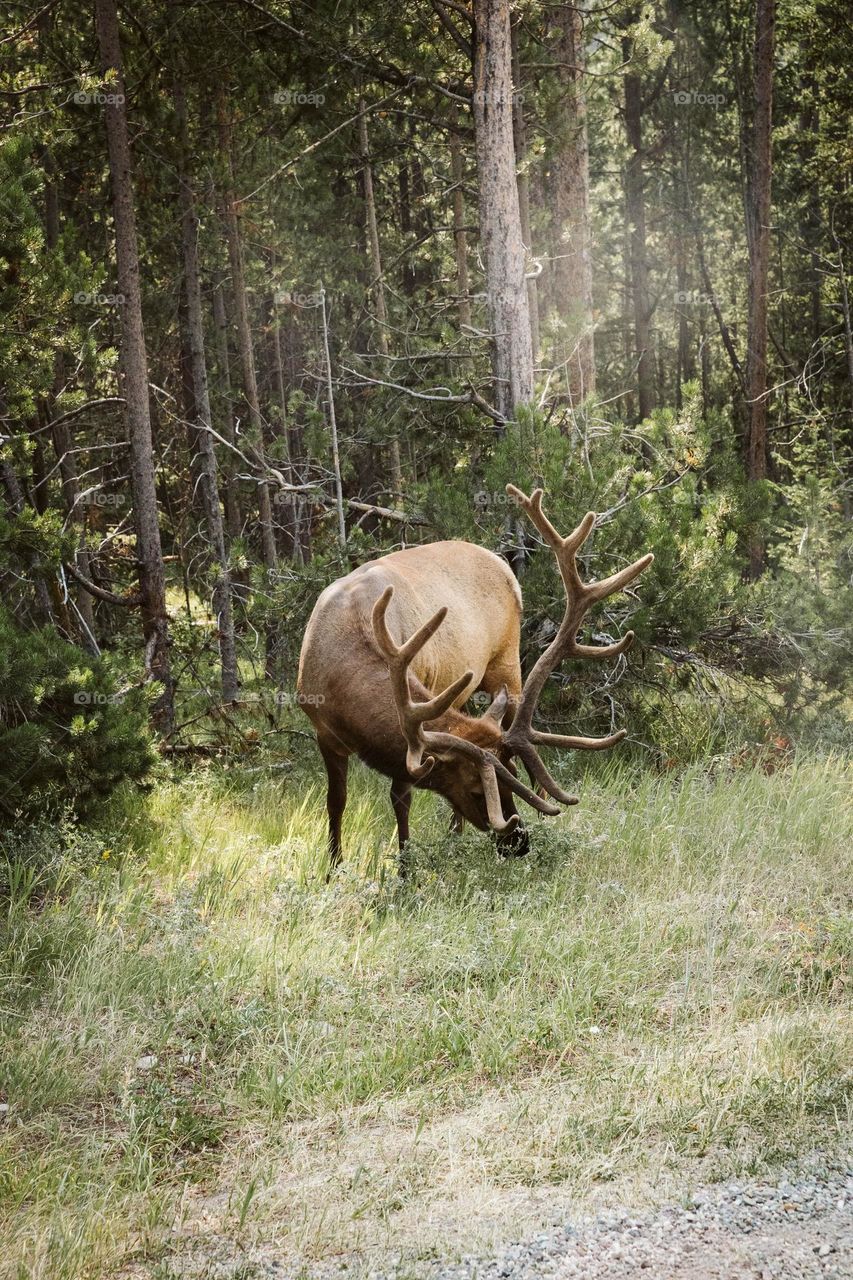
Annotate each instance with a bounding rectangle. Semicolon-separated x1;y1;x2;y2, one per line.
297;486;653;869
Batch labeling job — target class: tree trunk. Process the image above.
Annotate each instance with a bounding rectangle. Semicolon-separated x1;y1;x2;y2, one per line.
211;279;243;542
44;160;99;649
94;0;173;731
449;125;472;331
621;226;635;422
320;288;347;549
216;93;278;578
549;2;595;401
271;308;303;564
623;32;655;421
797;49;822;350
216;92;279;674
175;80;239;703
744;0;775;579
473;0;534;420
674;233;694;410
358;97;403;494
510;19;540;359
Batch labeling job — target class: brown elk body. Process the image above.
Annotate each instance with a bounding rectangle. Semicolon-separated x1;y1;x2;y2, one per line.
297;487;653;870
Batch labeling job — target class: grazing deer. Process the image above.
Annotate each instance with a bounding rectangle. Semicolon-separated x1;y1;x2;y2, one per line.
297;486;653;869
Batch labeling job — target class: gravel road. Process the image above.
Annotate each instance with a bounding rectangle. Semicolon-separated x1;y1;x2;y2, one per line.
424;1165;852;1280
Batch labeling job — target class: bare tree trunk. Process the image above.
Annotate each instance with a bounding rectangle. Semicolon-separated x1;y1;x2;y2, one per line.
675;234;694;410
473;0;534;420
287;321;313;563
358;97;402;494
216;92;278;578
271;308;303;564
175;80;239;703
549;1;595;401
744;0;775;579
320;288;346;549
510;19;540;359
449;125;472;330
94;0;173;731
44;159;98;649
797;52;822;350
836;237;853;417
621;226;635;422
211;279;242;542
623;33;655;421
216;92;279;674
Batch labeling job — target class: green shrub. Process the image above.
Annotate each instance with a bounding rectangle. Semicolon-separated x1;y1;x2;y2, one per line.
0;607;155;827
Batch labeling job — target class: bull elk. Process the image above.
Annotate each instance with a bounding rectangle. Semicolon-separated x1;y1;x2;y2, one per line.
297;485;653;869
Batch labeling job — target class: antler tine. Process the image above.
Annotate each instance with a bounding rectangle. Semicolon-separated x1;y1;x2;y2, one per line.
507;484;596;586
506;485;566;552
503;485;653;804
372;586;447;662
480;766;520;833
372;587;474;778
586;554;655;603
423;731;563;817
572;631;635;659
530;728;627;751
509;743;579;806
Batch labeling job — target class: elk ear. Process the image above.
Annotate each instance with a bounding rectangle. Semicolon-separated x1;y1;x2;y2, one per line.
482;685;509;723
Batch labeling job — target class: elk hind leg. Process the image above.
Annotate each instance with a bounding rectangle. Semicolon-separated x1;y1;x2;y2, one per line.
319;740;349;875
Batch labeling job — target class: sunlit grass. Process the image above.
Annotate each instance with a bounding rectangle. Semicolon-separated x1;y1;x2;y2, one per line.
0;754;851;1277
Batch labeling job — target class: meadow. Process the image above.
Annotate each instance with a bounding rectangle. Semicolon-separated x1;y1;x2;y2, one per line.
1;750;851;1278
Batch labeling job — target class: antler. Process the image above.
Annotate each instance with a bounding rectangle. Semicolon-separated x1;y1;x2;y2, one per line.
504;485;653;803
372;587;562;829
371;586;473;780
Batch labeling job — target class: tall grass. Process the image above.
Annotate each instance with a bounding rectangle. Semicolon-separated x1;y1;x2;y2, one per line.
1;754;851;1277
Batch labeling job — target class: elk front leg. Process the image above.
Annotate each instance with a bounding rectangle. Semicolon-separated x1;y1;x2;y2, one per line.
319;741;349;874
390;777;412;873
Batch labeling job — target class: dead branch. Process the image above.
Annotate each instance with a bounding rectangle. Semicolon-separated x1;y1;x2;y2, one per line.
63;560;141;607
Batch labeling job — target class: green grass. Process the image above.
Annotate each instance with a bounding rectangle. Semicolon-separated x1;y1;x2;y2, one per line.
1;753;851;1278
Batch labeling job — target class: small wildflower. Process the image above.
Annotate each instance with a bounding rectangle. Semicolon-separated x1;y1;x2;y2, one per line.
101;849;112;860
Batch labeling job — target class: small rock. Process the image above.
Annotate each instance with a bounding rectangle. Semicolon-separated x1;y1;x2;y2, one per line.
136;1054;158;1071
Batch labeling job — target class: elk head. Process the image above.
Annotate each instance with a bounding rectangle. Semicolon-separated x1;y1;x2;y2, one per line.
371;485;653;845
